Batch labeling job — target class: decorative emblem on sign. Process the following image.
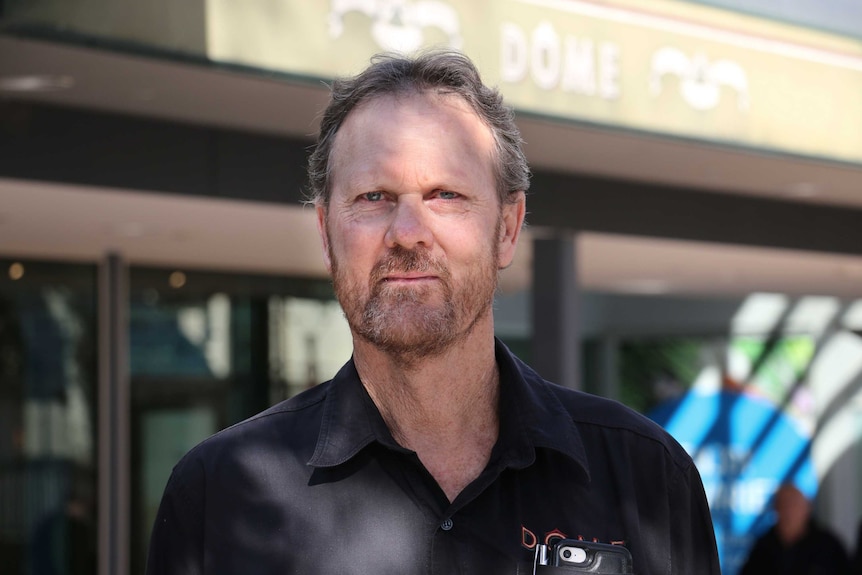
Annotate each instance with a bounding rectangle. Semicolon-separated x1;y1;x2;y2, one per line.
650;47;749;111
329;0;462;53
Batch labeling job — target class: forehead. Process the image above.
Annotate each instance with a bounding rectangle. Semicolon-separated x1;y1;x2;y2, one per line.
775;486;807;506
329;91;496;191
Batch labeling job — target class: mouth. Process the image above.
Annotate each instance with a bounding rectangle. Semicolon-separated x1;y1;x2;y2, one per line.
381;274;439;284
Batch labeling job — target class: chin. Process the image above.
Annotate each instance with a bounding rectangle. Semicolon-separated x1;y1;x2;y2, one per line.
362;306;455;350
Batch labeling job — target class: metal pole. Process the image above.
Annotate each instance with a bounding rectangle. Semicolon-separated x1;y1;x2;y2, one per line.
98;253;129;575
531;232;580;389
598;336;620;400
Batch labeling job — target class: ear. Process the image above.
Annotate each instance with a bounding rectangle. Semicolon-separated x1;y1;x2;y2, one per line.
316;204;333;273
497;192;526;270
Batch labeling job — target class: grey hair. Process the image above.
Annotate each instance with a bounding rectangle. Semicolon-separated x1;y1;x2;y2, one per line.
307;50;530;207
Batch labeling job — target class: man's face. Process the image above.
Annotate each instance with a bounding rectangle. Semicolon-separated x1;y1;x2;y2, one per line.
317;91;524;362
774;485;810;543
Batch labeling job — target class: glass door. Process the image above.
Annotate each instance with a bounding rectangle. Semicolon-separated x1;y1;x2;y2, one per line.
0;259;98;575
128;267;351;574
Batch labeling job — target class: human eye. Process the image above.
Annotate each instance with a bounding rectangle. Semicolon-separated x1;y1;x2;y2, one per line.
427;189;469;214
362;191;385;202
436;190;460;200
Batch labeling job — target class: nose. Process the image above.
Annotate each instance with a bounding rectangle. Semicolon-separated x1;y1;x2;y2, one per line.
384;197;434;250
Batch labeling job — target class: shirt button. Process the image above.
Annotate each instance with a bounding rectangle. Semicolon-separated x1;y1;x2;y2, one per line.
441;518;454;531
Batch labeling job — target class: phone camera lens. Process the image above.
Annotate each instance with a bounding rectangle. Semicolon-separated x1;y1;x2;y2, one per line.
559;546;588;564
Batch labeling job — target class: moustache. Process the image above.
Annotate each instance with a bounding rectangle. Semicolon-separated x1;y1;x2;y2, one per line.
370;247;449;283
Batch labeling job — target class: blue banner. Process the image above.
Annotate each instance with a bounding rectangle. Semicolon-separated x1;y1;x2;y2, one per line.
650;390;817;575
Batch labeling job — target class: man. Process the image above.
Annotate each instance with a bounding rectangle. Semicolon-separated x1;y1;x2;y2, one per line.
740;483;850;575
146;50;719;574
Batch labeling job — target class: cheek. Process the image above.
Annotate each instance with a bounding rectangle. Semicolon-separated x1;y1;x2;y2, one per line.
443;230;497;269
330;224;381;271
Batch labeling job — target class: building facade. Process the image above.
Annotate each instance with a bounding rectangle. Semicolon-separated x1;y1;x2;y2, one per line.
2;1;862;574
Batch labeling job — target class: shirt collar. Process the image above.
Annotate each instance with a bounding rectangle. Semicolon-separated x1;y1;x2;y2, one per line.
307;339;590;483
306;358;400;468
494;339;590;481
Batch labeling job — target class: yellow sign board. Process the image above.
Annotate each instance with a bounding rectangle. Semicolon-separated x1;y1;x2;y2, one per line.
204;0;862;165
16;0;855;163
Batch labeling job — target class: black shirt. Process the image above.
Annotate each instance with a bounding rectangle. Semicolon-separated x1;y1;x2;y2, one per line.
146;340;719;574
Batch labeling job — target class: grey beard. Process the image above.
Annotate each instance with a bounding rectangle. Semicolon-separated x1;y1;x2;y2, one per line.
354;282;460;367
329;234;500;368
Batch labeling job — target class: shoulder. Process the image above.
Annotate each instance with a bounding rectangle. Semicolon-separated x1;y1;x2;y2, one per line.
548;382;671;441
509;345;688;459
501;343;694;472
550;382;693;465
170;380;332;479
214;380;328;442
810;522;851;552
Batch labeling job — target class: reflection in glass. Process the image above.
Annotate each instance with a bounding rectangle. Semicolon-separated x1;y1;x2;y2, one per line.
129;268;350;575
0;259;97;575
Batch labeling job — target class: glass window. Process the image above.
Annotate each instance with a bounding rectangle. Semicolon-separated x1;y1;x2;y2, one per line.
268;296;354;400
129;267;350;574
0;258;98;575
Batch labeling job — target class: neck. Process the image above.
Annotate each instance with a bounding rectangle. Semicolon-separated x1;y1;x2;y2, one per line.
353;321;500;501
778;521;808;546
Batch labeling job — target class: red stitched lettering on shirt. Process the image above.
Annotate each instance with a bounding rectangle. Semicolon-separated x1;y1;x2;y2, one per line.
544;529;568;545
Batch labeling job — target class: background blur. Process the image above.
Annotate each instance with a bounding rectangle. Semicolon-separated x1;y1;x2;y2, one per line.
2;1;862;574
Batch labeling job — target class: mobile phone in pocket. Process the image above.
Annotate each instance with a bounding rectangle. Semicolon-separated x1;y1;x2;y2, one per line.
533;539;633;574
